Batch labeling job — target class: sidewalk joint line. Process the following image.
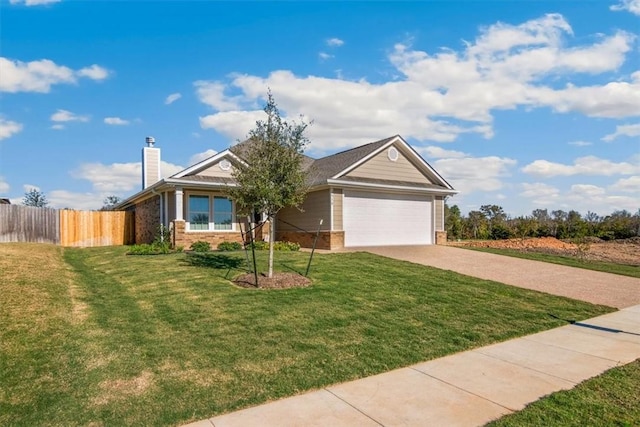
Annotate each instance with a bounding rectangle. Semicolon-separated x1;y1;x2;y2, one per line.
521;336;637;363
474;350;582;384
408;367;515;412
323;388;385;426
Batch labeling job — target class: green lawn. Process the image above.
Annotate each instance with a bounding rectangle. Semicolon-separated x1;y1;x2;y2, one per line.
1;243;614;426
488;359;640;427
467;247;640;278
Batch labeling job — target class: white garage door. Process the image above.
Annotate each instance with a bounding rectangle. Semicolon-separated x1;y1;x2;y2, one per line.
343;190;432;247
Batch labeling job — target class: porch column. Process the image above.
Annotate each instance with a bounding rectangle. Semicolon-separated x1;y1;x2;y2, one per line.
175;187;184;221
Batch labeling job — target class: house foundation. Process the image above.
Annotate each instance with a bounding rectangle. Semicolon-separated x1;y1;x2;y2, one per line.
276;230;345;250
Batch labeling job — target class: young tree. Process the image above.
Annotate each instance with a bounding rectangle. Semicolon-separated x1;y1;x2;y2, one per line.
229;92;310;278
22;189;48;207
101;195;122;210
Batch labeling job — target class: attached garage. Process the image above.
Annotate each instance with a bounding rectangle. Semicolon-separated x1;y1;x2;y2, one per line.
343;190;433;247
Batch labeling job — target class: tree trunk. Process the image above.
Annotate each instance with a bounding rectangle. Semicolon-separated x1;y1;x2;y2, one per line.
268;215;275;278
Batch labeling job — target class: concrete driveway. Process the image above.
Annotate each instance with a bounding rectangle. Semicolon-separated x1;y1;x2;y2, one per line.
357;245;640;309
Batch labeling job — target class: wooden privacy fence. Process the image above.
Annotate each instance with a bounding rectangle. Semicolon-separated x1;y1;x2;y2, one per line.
0;205;134;247
59;210;134;247
0;205;59;244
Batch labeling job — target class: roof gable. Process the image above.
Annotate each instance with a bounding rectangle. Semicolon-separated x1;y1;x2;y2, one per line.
171;150;244;178
320;135;455;191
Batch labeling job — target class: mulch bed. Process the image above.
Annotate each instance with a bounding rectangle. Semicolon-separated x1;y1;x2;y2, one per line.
233;272;312;289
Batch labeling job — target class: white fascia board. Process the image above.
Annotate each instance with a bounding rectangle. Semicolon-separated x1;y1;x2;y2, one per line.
114;179;168;209
171;149;246;178
329;135;455;191
397;139;456;191
327;179;458;195
330;135;402;179
163;178;239;189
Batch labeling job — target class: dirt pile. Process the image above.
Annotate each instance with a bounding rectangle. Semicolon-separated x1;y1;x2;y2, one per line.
451;237;640;266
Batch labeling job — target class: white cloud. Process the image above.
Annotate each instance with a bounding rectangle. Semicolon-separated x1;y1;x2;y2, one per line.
564;184;639;213
165;92;182;105
9;0;61;5
609;176;640;192
51;124;65;130
0;177;10;193
189;149;218;165
71;160;184;193
326;38;344;47
0;117;23;140
51;109;89;123
434;156;517;194
522;156;640;177
195;14;638;152
199;110;265;142
23;184;40;192
415;145;468;159
194;80;244;111
47;190;105;210
601;123;640;142
0;57;110;93
568;140;592;146
104;117;130;126
77;64;109;80
610;0;640;15
318;52;333;61
520;182;560;198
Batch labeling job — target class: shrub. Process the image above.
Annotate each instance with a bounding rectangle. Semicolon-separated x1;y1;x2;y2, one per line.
249;240;269;250
191;241;211;252
217;241;243;251
127;243;171;255
273;241;301;251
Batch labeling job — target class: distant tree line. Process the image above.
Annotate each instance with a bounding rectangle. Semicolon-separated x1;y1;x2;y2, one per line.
445;204;640;241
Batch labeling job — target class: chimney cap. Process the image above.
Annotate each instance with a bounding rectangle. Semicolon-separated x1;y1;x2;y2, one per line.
145;136;156;147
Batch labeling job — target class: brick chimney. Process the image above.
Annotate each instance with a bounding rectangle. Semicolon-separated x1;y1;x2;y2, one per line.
142;136;161;189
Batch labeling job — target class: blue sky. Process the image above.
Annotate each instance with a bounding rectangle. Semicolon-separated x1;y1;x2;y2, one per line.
1;0;638;216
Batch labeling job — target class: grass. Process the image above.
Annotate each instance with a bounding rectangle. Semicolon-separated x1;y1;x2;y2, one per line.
1;243;615;426
488;359;640;426
466;247;640;278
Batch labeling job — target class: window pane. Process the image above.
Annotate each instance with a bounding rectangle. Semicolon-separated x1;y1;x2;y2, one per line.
214;197;233;230
189;195;209;212
189;195;209;230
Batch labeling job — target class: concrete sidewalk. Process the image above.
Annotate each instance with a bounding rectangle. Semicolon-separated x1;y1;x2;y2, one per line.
184;305;640;427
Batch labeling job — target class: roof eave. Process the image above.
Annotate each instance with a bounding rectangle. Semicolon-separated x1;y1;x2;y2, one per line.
326;179;459;195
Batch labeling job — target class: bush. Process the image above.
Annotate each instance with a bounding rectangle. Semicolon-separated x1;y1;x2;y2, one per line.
217;241;243;251
127;243;171;255
190;241;211;252
273;241;301;251
249;240;269;250
247;240;300;251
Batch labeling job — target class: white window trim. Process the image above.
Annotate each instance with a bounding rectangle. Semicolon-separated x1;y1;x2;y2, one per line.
185;191;236;232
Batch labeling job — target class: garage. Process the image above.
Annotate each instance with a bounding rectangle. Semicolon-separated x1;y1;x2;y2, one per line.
343;190;433;247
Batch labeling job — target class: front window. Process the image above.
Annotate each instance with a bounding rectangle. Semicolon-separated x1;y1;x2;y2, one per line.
187;194;234;231
214;196;233;230
189;195;210;230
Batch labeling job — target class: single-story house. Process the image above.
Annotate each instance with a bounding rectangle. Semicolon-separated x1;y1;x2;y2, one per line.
116;135;457;250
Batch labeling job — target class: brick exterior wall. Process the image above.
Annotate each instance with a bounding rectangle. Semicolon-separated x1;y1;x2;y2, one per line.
436;231;447;245
276;230;345;250
171;220;244;250
134;196;160;244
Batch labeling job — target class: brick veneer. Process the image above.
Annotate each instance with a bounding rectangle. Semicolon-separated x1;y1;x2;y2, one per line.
436;231;447;245
171;220;244;249
134;196;160;244
276;230;345;250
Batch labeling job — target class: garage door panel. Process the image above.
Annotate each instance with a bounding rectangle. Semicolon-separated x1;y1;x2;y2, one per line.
343;190;432;247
